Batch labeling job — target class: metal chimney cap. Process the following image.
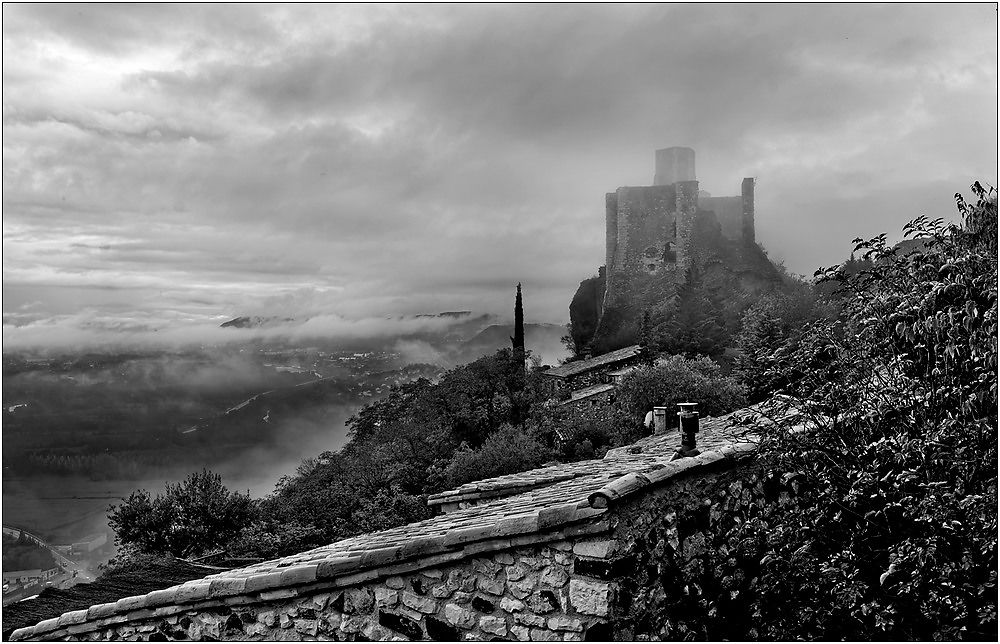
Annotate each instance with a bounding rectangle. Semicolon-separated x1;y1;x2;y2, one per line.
677;402;699;412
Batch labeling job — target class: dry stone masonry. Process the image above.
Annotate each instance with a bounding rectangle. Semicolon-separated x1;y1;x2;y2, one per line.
12;404;810;642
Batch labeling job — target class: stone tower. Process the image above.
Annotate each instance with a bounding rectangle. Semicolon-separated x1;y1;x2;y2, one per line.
581;148;759;353
654;146;696;185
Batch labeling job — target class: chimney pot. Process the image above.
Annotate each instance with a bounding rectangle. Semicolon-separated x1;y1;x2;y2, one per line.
652;406;668;435
671;402;701;459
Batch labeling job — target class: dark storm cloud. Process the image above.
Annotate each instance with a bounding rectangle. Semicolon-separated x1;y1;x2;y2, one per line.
2;3;996;346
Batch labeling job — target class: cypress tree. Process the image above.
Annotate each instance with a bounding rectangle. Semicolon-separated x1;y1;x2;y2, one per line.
511;282;525;356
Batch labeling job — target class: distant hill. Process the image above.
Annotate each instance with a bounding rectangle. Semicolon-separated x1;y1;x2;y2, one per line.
220;316;293;329
461;323;569;366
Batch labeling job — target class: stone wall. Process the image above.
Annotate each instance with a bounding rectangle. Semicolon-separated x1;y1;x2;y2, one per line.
18;412;796;642
40;537;621;642
602;461;803;641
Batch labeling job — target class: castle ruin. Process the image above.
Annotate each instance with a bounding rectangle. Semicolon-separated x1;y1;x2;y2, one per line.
604;146;755;285
571;147;767;353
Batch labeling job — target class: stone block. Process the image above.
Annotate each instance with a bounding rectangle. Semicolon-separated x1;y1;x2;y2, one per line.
446;569;477;593
431;582;454;599
259;588;298;602
550;541;573;552
209;577;247;598
56;609;90;628
385;576;406;589
572;540;616;559
506;562;532;582
514;613;545;627
480;615;508;637
144;588;177;608
245;571;284;594
547;616;584;632
494;552;515;565
422;568;444;579
401;590;437;614
316;556;364;580
375;587;400;607
568;579;611;617
400;536;445;560
444;603;477;629
540;566;570;588
305;592;331;611
511;624;531;641
500;596;525;613
464;537;513;557
344;587;374;614
279;564;318;586
361;546;404;569
508;576;537;599
529;627;562;641
478;574;506;596
339;614;369;634
517;555;546;570
472;557;501;577
497;514;539;536
114;595;147;613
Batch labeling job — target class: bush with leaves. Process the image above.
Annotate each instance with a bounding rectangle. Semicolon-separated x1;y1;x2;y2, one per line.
719;183;998;640
732;279;835;400
546;404;645;461
444;424;554;487
107;469;253;558
617;354;748;419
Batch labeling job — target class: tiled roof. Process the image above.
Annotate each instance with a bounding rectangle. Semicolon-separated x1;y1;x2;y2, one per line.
560;383;616;405
542;345;642;379
11;403;793;642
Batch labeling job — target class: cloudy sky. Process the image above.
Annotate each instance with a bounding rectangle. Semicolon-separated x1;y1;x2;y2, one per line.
3;3;997;348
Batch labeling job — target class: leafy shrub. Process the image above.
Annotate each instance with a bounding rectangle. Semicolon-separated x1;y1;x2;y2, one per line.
226;519;328;560
444;424;554;487
107;469;253;558
550;404;644;461
723;183;998;640
617;354;747;418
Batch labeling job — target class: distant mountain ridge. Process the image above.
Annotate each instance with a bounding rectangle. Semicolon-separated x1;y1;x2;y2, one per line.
220;316;294;329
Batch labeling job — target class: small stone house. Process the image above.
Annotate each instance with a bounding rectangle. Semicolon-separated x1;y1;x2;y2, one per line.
542;345;643;397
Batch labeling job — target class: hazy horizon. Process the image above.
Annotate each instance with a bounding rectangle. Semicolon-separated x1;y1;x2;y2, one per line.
3;3;997;351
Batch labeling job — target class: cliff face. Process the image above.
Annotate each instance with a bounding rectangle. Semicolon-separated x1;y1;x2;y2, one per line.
568;271;605;354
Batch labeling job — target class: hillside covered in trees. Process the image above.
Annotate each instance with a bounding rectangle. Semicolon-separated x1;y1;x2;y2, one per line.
103;183;997;640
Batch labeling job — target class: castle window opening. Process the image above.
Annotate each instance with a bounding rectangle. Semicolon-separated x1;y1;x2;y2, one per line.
663;242;676;263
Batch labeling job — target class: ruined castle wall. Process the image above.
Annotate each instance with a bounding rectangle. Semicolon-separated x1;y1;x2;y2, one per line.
610;185;675;275
673;180;699;275
698;195;743;241
605;192;618;276
742;178;755;244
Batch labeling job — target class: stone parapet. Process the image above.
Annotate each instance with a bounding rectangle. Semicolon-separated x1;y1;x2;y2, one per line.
12;403;801;641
